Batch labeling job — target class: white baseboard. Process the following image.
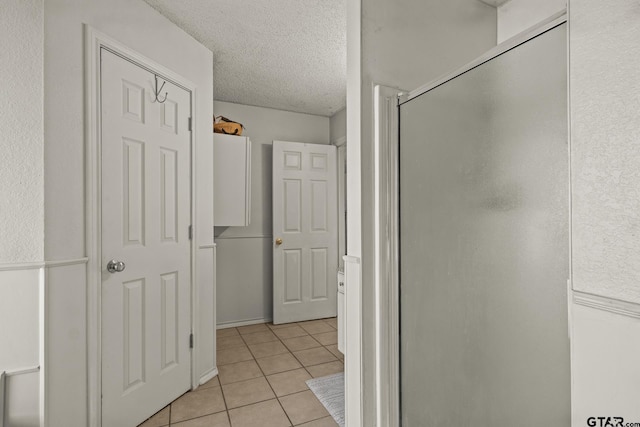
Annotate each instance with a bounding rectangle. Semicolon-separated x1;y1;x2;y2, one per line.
216;318;272;329
198;368;218;387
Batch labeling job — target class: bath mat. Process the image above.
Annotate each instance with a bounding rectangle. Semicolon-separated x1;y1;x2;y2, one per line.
306;372;345;427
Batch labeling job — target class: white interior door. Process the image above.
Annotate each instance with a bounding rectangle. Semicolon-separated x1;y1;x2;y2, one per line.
100;49;192;427
272;141;338;324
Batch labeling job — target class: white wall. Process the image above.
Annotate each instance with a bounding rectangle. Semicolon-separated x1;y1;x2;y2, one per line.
43;1;214;425
569;0;640;423
330;108;347;144
0;271;40;372
350;1;497;424
497;0;566;43
0;1;44;425
0;0;44;264
571;301;640;424
0;269;41;427
213;101;330;326
3;369;40;427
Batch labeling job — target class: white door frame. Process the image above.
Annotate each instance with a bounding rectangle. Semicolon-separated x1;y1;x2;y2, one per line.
84;26;199;427
334;136;346;271
373;84;402;427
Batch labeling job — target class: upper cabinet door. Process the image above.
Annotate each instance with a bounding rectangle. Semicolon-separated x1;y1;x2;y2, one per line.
214;133;251;226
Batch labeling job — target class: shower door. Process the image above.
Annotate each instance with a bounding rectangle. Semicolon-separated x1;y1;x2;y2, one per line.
399;23;569;426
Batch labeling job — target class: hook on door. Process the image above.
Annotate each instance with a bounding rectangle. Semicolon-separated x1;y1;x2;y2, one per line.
154;75;168;103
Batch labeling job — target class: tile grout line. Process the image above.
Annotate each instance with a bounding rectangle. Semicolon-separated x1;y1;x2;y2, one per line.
268;321;338;424
214;319;339;426
216;373;232;427
269;321;339;379
270;322;340;425
240;328;297;427
148;320;338;427
169;410;228;427
270;325;329;427
276;320;340;425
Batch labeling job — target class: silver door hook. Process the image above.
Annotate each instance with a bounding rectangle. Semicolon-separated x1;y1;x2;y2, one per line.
154;75;168;103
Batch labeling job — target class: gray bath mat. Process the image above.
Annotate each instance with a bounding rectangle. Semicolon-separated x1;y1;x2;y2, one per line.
306;373;345;427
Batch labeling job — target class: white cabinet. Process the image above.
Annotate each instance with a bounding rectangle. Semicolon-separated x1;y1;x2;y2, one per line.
214;134;251;226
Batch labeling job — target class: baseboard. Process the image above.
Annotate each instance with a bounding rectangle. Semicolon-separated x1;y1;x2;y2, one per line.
217;317;272;329
198;368;218;387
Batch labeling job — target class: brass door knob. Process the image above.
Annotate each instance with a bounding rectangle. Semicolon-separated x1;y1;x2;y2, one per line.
275;238;283;246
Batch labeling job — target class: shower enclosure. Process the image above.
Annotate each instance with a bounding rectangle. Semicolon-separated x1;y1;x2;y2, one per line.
399;21;570;426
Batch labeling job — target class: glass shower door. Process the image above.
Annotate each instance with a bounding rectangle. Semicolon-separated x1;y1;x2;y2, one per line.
399;23;570;426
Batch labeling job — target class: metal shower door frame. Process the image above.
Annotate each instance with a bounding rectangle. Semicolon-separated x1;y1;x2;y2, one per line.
372;10;568;427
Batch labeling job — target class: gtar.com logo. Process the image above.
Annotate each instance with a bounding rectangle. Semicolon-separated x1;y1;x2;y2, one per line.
587;417;623;427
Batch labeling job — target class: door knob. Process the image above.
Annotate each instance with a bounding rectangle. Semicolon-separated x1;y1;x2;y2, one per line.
275;238;283;246
107;260;126;273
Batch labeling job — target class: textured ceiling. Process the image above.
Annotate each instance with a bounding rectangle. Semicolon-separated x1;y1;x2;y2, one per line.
144;0;346;117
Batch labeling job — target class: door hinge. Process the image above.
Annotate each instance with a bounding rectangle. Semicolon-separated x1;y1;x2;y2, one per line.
188;225;193;240
189;333;194;349
188;117;193;132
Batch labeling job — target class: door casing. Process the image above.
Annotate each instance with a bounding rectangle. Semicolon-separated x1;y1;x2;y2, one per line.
84;26;199;427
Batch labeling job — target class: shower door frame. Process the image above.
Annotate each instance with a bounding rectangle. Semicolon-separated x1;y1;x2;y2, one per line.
371;11;568;427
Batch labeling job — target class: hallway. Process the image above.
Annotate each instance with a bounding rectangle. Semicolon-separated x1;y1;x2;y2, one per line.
139;318;342;427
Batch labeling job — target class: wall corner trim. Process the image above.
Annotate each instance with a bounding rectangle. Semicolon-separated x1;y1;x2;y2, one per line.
373;84;402;427
0;258;88;272
573;290;640;319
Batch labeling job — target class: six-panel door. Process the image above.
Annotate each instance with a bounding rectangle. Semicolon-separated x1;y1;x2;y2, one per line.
272;141;338;324
100;49;192;427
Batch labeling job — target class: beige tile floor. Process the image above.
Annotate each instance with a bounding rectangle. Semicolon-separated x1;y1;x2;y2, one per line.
139;318;343;427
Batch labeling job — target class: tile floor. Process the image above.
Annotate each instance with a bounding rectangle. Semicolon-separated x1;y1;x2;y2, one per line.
139;318;343;427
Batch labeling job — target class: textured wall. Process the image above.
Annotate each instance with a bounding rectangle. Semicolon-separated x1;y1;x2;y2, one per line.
0;0;44;263
497;0;566;43
570;0;640;304
214;101;329;325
